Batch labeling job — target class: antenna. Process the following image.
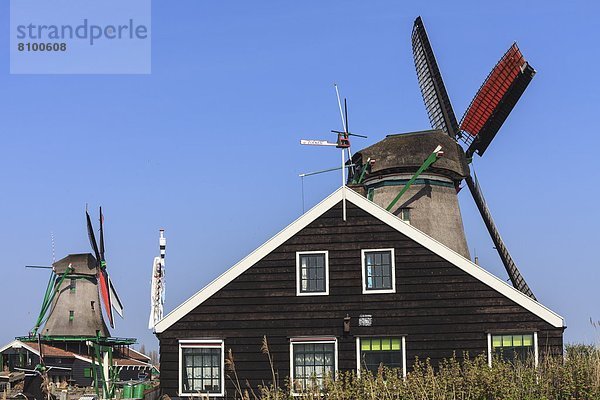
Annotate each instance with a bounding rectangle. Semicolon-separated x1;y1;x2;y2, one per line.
298;85;367;221
50;232;56;263
334;84;347;133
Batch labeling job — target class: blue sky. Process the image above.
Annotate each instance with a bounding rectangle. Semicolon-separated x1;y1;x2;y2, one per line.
1;1;599;351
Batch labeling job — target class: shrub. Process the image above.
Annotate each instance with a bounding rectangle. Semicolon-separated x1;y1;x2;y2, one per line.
227;343;600;399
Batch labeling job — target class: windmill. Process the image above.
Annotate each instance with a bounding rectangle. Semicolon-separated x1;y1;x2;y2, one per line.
23;207;135;400
149;229;166;330
351;17;537;299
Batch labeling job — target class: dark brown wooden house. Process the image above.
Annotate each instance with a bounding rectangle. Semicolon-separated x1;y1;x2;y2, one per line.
155;187;564;399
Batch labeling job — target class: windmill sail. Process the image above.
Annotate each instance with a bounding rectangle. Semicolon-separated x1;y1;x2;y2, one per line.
98;269;115;328
109;277;124;318
460;43;536;157
411;16;460;139
465;174;536;299
86;210;101;261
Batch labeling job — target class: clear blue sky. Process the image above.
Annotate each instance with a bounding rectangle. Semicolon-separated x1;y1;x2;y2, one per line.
1;1;599;351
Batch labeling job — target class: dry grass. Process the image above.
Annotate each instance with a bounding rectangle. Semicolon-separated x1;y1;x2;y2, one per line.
224;344;600;400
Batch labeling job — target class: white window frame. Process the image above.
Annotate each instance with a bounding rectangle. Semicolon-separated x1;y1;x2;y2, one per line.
361;248;396;294
178;339;225;397
289;337;338;395
486;332;538;368
355;336;406;378
296;251;329;296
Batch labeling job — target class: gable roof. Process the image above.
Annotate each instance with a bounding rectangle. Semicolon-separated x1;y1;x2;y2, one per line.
0;340;73;358
155;187;564;333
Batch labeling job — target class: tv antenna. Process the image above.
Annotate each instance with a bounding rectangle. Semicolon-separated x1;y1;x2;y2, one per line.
299;84;366;220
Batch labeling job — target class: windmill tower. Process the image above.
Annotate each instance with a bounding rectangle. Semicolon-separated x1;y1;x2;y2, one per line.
41;254;110;337
350;17;537;299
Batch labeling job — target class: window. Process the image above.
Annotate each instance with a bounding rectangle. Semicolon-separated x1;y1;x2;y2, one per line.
296;251;329;296
398;208;411;224
179;340;224;397
290;338;337;393
356;337;406;378
487;332;538;367
83;368;93;378
70;279;76;293
361;249;396;294
69;310;74;322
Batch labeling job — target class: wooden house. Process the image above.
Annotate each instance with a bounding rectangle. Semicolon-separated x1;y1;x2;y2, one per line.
154;187;564;398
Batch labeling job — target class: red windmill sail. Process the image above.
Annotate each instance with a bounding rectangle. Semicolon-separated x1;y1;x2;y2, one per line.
460;43;536;157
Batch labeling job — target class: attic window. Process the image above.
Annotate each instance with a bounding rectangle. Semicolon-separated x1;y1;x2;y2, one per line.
296;251;329;296
362;249;396;294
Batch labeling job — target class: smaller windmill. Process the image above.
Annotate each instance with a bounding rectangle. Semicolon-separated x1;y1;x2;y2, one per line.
149;229;166;330
22;208;136;400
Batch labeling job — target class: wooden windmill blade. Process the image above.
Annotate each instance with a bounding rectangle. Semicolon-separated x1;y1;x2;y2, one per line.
457;43;537;299
411;16;461;139
460;43;536;157
88;208;115;329
465;174;536;299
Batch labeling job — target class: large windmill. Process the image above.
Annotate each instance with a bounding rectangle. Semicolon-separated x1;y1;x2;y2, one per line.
351;16;537;299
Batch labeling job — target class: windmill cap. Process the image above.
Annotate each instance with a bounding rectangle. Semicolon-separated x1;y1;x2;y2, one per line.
352;129;469;180
52;253;97;275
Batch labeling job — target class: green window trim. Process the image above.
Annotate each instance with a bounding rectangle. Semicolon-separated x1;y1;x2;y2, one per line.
84;367;93;378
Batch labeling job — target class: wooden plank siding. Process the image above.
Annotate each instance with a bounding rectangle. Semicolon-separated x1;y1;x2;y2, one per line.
157;201;564;398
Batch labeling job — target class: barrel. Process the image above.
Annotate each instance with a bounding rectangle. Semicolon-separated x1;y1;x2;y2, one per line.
122;384;133;399
133;383;145;399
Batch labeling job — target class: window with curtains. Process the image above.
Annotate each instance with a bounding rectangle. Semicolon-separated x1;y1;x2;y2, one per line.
179;341;224;396
296;251;329;295
291;339;337;392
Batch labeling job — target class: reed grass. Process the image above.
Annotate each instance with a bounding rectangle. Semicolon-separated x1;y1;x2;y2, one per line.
223;343;600;400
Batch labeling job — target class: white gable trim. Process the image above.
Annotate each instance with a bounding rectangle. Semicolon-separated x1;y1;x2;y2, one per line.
155;188;344;333
0;340;39;356
127;347;151;361
155;187;564;333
